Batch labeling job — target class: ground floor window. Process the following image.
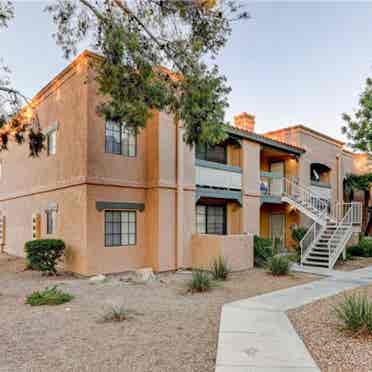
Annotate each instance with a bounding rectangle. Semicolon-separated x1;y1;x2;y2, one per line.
196;204;226;235
105;210;136;247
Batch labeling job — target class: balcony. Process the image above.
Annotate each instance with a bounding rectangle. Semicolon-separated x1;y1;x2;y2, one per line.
260;171;284;204
195;159;242;190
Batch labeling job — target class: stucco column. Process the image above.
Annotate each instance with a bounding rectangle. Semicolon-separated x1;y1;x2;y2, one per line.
176;120;184;268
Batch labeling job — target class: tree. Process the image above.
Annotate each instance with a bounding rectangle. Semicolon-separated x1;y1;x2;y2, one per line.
344;173;372;235
0;1;248;157
342;77;372;153
0;1;45;156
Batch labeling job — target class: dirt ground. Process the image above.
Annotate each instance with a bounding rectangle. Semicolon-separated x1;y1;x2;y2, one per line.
335;256;372;271
0;253;319;372
288;283;372;372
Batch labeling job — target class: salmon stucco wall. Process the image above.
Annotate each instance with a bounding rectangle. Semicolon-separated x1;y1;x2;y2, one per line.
1;185;88;274
86;184;146;275
191;234;254;271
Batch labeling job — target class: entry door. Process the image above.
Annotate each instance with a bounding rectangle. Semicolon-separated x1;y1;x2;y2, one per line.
270;214;285;253
270;161;284;196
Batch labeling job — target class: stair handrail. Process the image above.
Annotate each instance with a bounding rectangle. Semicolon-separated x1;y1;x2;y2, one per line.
299;220;323;265
327;204;354;268
283;178;330;219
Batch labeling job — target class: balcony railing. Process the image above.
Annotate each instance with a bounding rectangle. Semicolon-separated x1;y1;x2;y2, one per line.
310;180;332;200
195;159;242;190
260;171;283;195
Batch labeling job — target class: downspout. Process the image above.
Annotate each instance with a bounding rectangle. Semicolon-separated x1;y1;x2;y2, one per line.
176;118;184;269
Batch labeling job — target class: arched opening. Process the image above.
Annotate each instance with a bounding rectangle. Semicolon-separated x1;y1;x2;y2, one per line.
310;163;331;185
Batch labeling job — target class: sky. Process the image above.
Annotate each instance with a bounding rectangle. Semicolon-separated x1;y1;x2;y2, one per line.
1;1;372;142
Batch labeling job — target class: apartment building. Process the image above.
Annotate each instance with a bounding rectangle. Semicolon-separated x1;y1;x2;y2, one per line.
0;51;367;275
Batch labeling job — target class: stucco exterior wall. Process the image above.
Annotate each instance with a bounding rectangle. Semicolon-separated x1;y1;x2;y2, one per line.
0;60;88;201
1;185;88;274
191;233;254;271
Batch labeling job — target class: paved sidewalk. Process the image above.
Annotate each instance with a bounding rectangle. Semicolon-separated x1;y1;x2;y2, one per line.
215;265;372;372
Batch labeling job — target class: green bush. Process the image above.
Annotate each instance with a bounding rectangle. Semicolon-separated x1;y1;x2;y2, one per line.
359;237;372;257
26;286;73;306
347;244;365;257
347;237;372;258
291;227;307;247
25;239;65;275
188;269;212;293
334;294;372;335
267;255;290;276
210;256;230;281
254;235;273;267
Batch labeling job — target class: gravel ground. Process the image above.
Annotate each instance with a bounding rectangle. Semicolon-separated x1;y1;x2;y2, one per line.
335;256;372;271
0;253;319;372
288;284;372;372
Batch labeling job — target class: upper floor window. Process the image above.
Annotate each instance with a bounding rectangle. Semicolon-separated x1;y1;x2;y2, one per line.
105;121;136;157
47;130;57;156
196;143;227;164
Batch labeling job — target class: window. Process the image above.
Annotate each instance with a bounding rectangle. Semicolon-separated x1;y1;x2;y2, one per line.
196;205;226;235
122;126;137;157
47;130;57;155
196;143;227;164
46;209;56;234
105;121;136;157
105;121;121;154
105;210;136;247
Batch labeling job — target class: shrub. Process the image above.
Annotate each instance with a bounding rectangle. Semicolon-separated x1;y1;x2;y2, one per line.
254;235;273;267
102;303;132;322
334;294;372;335
25;239;65;275
291;227;307;248
187;269;212;293
267;254;290;276
210;256;230;281
347;237;372;258
26;286;73;306
347;244;365;257
359;237;372;257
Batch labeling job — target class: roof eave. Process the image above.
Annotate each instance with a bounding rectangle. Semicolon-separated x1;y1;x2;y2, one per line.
225;126;305;156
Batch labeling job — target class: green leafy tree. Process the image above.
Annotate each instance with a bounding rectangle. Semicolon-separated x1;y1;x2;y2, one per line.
0;0;248;156
46;0;248;146
344;173;372;234
342;78;372;153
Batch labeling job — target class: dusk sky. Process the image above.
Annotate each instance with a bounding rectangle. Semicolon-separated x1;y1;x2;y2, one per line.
2;1;372;142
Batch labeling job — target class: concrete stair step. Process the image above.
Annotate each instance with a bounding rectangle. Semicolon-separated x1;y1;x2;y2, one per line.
303;261;329;268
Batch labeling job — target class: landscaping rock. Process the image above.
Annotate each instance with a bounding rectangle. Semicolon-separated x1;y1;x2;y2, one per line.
89;274;107;284
135;267;155;282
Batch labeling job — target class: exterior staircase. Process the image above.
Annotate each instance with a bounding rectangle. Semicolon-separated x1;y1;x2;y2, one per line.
281;178;362;269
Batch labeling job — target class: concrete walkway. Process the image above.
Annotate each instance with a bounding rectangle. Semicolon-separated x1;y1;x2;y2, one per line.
215;265;372;372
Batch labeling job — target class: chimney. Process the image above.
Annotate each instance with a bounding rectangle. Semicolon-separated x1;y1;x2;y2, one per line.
234;112;255;132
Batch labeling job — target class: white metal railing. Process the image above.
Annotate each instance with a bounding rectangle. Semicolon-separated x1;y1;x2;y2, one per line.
300;221;323;264
328;204;356;268
331;202;362;225
283;177;330;221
